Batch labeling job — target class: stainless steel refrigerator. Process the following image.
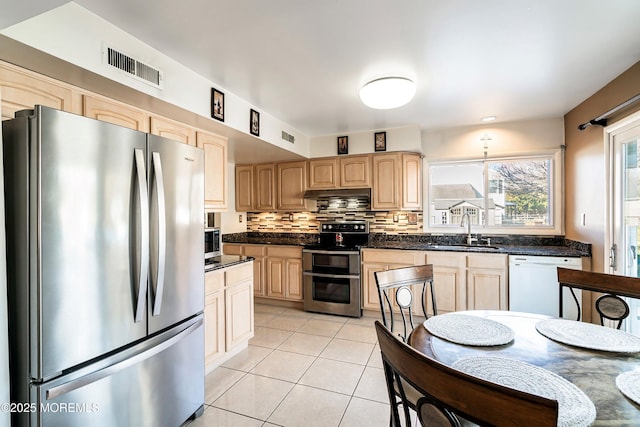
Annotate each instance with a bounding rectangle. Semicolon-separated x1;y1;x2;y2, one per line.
3;106;205;426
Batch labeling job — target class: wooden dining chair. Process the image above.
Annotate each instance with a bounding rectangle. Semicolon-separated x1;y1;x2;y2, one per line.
557;267;639;328
375;321;559;427
374;264;436;342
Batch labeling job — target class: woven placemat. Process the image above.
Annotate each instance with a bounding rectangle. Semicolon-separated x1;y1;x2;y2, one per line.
423;313;514;346
616;370;640;406
536;319;640;353
453;356;596;427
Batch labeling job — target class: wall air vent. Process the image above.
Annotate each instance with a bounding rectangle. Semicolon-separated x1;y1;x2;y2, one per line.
281;131;295;144
104;45;163;89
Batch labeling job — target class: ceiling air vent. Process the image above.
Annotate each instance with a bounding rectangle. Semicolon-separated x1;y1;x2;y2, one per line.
104;45;163;89
281;131;295;144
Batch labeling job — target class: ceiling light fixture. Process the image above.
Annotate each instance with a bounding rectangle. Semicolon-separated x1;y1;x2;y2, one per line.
481;116;496;122
359;77;416;109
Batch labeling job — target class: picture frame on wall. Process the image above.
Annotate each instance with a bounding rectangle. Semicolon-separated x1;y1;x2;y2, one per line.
250;109;260;136
211;88;225;122
337;136;348;155
375;131;387;152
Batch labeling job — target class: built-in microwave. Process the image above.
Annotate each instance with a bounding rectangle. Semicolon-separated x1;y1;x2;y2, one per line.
205;228;221;259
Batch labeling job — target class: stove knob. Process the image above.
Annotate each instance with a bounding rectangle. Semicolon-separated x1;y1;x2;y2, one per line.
327;224;332;230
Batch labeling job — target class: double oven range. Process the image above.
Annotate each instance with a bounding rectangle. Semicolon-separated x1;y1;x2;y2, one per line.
303;221;369;318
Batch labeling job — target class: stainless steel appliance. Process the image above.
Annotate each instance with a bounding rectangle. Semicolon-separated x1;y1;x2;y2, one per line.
3;106;205;427
303;221;369;317
205;227;221;259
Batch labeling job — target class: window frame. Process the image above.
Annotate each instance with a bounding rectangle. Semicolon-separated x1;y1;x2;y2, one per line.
425;150;563;235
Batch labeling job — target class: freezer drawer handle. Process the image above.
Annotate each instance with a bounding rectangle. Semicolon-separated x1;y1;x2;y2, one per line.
134;148;149;323
152;152;166;316
45;318;203;400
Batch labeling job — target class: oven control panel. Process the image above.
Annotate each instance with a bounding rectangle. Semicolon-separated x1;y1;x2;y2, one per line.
321;221;369;233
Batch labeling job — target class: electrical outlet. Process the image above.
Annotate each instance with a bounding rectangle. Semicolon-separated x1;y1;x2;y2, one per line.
238;214;243;223
289;213;294;221
393;214;399;223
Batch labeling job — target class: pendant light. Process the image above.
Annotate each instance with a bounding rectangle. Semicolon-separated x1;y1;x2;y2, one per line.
359;77;416;109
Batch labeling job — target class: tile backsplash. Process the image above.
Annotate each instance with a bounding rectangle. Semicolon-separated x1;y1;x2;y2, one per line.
246;196;423;234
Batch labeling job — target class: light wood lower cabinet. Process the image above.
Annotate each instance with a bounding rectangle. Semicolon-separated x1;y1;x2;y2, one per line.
223;244;302;301
361;249;426;311
466;254;508;310
204;261;254;373
361;249;508;314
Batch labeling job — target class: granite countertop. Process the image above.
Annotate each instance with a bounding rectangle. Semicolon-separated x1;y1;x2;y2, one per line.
205;255;254;272
222;232;591;258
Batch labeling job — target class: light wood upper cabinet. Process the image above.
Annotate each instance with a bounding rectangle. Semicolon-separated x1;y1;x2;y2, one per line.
150;115;197;146
235;165;254;212
197;131;228;210
83;94;149;132
277;160;307;211
309;158;339;189
340;155;371;188
402;153;422;210
372;153;401;210
0;61;78;120
254;163;277;211
371;152;422;211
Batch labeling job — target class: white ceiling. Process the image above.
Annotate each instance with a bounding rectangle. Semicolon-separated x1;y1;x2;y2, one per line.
3;0;640;137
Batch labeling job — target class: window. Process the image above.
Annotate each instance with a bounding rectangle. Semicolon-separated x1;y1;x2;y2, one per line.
428;152;561;234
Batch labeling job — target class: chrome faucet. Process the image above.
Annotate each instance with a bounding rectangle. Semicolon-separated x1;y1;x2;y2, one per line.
460;213;477;245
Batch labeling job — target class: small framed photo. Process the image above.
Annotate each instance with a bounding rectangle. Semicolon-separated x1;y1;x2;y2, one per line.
211;88;225;122
250;109;260;136
337;136;348;155
375;131;387;152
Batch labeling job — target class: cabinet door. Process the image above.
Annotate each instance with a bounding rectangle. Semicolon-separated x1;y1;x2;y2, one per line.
340;155;371;188
402;153;422;210
197;131;228;210
254;163;276;211
244;245;267;297
266;257;285;298
362;263;387;310
151;115;197;146
285;258;303;301
309;158;338;189
235;165;254;211
0;62;76;119
204;290;225;371
225;280;254;351
277;161;308;210
425;252;466;314
372;153;401;210
467;269;507;310
83;94;149;132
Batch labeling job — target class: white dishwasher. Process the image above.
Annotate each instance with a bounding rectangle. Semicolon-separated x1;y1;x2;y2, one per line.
508;255;583;319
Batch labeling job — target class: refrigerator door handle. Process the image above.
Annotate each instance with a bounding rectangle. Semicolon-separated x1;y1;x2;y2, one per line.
134;148;149;323
152;152;166;316
44;317;203;400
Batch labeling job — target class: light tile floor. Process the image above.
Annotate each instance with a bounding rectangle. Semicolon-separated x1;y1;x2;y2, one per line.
188;303;394;427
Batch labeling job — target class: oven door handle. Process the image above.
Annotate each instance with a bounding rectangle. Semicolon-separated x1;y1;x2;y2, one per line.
303;249;360;255
303;271;360;279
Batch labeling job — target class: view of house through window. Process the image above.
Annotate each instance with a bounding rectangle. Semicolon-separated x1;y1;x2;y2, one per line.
429;157;553;230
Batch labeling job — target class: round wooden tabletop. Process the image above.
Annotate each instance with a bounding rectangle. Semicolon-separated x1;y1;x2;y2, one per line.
408;310;640;426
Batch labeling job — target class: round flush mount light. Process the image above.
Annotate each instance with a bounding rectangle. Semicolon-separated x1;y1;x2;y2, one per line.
481;116;497;122
359;77;416;109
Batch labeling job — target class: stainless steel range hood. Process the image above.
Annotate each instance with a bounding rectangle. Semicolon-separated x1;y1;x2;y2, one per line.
303;188;371;199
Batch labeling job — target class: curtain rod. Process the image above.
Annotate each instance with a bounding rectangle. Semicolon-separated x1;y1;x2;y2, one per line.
578;93;640;131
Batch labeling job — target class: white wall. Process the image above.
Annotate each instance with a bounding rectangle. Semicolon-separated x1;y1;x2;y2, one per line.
1;3;310;158
0;95;10;427
422;117;564;160
310;125;421;157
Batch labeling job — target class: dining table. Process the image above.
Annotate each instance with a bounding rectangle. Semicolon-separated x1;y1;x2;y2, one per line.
408;310;640;426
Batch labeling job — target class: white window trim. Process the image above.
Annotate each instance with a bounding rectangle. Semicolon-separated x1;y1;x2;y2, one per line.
424;149;564;235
